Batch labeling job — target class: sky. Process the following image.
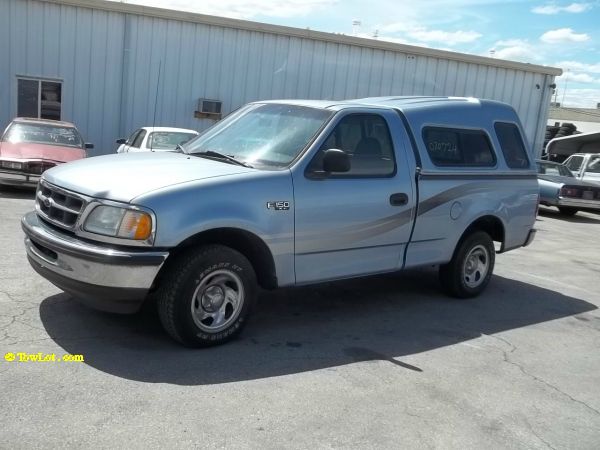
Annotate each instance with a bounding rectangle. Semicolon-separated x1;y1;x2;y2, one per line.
112;0;600;107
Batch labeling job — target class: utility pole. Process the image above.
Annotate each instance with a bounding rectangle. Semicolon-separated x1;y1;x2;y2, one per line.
561;68;570;106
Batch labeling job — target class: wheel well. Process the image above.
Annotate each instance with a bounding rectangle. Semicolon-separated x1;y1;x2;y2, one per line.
462;215;505;247
164;228;278;289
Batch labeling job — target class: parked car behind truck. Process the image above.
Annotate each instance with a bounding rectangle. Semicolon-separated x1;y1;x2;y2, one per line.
536;159;600;216
116;127;198;153
0;118;91;188
22;97;538;347
563;153;600;186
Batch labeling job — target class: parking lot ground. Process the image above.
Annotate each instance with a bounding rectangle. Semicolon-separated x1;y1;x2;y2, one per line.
1;187;599;449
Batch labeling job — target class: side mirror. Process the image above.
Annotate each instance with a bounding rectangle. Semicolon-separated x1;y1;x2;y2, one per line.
84;143;94;149
115;138;126;145
323;149;351;173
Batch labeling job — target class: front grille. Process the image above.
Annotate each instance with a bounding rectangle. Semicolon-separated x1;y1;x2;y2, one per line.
26;161;56;175
36;181;86;230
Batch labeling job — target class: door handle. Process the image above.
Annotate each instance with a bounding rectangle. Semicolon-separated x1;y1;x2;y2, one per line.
390;193;409;206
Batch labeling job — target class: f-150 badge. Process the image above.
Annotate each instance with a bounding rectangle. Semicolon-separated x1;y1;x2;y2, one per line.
266;201;290;211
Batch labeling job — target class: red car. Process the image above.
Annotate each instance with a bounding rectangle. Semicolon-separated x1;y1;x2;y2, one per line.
0;118;92;188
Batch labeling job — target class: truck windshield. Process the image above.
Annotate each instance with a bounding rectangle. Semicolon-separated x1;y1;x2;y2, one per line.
184;104;332;167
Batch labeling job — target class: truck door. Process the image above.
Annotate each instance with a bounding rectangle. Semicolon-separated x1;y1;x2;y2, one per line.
292;110;416;284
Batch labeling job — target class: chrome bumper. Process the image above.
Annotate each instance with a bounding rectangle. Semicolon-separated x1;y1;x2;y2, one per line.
0;170;40;187
22;211;169;313
557;197;600;211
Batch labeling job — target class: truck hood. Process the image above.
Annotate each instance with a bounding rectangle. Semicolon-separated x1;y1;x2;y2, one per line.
43;152;254;202
0;141;85;162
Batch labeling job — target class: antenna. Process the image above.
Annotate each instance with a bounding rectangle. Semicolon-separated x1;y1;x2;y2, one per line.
151;60;162;152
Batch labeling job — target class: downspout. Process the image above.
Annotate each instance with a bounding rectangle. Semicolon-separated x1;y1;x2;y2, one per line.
118;13;131;143
532;74;552;158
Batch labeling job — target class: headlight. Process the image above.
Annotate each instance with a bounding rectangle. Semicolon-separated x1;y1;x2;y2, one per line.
83;205;153;240
1;161;23;170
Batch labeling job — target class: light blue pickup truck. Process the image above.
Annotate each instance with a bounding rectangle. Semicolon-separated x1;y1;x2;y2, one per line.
22;97;538;346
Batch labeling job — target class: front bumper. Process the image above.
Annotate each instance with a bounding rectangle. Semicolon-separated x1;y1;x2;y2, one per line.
0;170;40;187
22;211;169;313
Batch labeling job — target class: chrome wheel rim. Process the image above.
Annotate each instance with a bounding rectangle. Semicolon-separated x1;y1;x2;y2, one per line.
462;244;489;288
191;269;245;333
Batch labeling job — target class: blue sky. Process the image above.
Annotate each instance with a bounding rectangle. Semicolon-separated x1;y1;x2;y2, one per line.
117;0;600;107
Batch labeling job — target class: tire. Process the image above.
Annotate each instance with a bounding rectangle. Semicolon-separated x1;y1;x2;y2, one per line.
439;231;495;298
558;207;578;216
156;244;258;347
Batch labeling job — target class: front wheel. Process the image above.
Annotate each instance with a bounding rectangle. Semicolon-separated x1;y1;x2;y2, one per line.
439;231;495;298
156;245;257;347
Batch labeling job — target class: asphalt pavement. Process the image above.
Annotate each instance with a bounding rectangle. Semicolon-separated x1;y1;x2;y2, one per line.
1;186;599;449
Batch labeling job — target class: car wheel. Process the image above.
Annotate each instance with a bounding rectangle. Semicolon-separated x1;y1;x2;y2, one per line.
156;244;257;347
439;231;495;298
558;207;578;216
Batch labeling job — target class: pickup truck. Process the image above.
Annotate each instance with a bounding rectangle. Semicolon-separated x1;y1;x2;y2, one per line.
22;97;538;347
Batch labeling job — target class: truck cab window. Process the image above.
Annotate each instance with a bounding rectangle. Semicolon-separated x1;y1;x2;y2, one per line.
423;127;496;167
495;122;530;169
309;114;396;177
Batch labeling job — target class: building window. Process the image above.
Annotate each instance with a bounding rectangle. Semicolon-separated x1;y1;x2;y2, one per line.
423;127;496;167
17;78;62;121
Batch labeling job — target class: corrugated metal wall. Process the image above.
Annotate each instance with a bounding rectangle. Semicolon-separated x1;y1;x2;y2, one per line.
0;0;556;156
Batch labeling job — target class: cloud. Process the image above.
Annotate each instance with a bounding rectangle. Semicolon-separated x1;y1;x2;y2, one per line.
409;28;481;45
540;28;590;43
489;39;539;62
555;88;600;108
532;2;591;14
555;61;600;74
115;0;337;19
556;72;598;83
380;23;481;45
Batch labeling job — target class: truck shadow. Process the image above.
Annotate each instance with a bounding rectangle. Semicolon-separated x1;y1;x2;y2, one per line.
39;269;596;385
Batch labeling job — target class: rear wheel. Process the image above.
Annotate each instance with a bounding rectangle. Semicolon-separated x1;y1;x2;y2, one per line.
439;231;495;298
156;245;257;347
558;207;578;216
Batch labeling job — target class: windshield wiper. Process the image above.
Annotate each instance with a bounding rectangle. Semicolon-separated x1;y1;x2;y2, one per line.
192;150;253;168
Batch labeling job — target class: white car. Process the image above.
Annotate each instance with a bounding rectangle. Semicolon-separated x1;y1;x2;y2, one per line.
563;153;600;186
116;127;198;153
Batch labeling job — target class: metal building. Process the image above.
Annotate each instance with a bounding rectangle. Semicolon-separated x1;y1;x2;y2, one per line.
0;0;562;156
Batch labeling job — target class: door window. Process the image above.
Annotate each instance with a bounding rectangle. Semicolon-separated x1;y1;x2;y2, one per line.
565;156;584;172
131;130;147;148
586;156;600;173
309;114;396;177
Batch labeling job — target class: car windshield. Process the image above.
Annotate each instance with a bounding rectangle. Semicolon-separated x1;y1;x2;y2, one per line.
2;123;83;148
536;162;573;177
147;132;197;150
184;103;333;167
